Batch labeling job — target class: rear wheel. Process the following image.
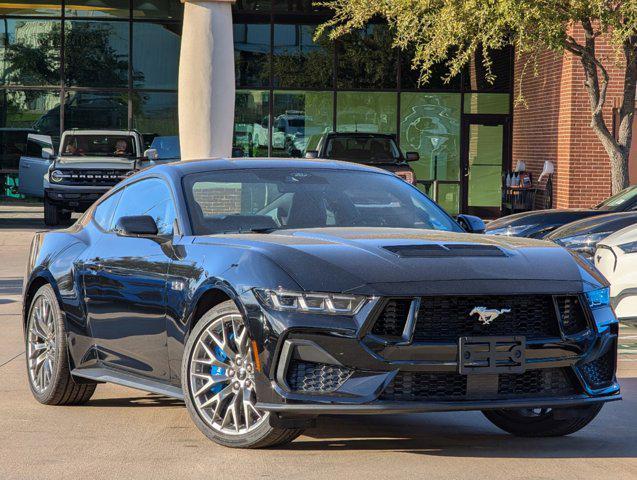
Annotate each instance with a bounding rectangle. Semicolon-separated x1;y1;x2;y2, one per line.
26;284;96;405
483;404;603;437
43;198;61;226
182;300;303;448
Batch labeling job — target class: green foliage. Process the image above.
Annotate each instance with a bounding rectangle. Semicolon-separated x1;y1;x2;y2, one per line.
317;0;637;88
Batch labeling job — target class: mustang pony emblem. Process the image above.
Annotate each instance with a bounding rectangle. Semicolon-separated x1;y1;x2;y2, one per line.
469;306;511;325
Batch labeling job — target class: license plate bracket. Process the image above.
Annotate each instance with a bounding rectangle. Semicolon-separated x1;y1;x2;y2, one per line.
459;336;526;374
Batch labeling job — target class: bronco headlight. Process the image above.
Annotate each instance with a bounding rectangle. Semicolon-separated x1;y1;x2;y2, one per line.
49;169;64;183
254;289;367;315
585;287;610;309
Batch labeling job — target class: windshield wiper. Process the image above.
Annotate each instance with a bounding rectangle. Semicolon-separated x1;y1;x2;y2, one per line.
220;227;281;234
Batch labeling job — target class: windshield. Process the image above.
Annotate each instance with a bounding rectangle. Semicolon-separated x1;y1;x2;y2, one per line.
325;136;402;164
597;185;637;210
183;168;461;235
61;134;136;158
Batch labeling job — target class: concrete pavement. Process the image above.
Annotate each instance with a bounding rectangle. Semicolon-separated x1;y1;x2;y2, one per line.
1;205;636;480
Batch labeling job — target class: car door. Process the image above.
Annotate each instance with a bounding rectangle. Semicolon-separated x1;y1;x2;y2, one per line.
18;134;54;198
82;177;177;380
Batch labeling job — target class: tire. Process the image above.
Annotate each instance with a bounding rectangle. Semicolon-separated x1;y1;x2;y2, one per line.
43;198;61;226
60;210;72;222
26;284;96;405
483;403;603;437
182;300;303;448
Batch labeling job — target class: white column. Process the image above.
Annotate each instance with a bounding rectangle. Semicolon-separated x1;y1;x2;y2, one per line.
179;0;235;160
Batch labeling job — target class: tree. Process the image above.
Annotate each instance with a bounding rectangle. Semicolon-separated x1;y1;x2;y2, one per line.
318;1;637;194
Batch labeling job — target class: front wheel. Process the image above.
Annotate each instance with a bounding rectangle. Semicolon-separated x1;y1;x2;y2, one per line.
43;198;61;226
182;300;303;448
483;404;603;437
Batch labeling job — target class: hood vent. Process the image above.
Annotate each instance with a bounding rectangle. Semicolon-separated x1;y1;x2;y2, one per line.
383;244;507;258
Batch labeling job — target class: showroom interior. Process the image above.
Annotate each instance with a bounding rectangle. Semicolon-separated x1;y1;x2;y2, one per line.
0;0;514;216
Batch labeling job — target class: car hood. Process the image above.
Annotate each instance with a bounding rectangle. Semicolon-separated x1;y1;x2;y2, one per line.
195;227;600;295
55;156;136;169
486;208;602;235
546;212;637;240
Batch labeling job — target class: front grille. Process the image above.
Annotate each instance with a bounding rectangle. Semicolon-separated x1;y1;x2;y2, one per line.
381;368;578;402
286;361;352;394
55;169;129;186
371;299;411;338
579;345;616;389
412;295;561;342
498;368;578;398
556;296;589;335
380;372;467;401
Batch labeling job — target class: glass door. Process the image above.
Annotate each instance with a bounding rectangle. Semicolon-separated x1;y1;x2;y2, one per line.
461;115;510;218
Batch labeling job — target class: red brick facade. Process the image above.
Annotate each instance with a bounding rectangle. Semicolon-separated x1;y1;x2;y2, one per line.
512;31;629;208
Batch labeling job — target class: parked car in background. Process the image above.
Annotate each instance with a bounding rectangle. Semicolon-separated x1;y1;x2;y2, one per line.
486;184;637;238
304;132;420;184
21;129;148;226
595;224;637;326
546;212;637;262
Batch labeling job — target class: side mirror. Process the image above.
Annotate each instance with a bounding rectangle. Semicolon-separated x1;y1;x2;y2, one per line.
305;150;319;159
115;215;158;237
42;147;54;160
456;214;486;234
405;151;420;162
144;148;159;161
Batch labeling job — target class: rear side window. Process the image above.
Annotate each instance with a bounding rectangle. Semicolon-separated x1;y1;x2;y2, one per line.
93;189;123;231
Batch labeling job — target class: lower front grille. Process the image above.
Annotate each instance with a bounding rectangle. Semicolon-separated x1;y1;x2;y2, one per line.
556;296;589;335
579;345;616;389
286;361;353;394
380;368;579;402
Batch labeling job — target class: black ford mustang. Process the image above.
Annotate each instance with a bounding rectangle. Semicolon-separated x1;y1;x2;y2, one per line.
23;158;620;448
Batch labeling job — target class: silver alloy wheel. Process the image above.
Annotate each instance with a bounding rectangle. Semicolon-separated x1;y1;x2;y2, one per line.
188;313;267;435
27;295;57;393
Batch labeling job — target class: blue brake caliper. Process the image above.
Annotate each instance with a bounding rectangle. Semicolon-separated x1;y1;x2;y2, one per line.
209;334;232;394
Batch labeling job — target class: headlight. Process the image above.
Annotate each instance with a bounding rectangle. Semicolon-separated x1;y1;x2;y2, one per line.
554;231;612;259
585;287;610;309
618;241;637;254
487;224;538;236
49;169;64;183
254;289;367;315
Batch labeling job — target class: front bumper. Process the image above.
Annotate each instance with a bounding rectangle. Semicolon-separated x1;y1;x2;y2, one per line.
45;186;111;209
242;291;621;415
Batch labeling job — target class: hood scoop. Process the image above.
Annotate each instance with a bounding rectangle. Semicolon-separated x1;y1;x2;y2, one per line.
383;243;507;258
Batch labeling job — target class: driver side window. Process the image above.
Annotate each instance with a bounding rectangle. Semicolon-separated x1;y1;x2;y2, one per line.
112;178;177;235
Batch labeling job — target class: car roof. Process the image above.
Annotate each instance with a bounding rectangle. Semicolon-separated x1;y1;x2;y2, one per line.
151;157;394;178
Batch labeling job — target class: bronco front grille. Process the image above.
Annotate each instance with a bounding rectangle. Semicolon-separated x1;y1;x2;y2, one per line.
380;368;578;402
410;295;562;341
54;169;129;186
286;360;352;394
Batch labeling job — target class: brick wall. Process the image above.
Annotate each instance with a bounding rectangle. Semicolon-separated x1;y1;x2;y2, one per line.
513;28;626;208
193;186;242;215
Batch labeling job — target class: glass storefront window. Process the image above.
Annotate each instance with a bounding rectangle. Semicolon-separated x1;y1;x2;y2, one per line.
234;21;270;88
272;90;332;157
0;0;61;16
133;23;180;89
273;24;333;89
132;91;177;137
467;123;503;208
401;48;461;91
336;91;396;135
272;0;328;13
463;93;510;114
66;0;130;18
0;90;61;170
63;91;128;130
235;0;271;11
234;90;269;157
64;20;129;88
133;0;183;19
0;20;61;86
337;24;398;89
400;92;461;182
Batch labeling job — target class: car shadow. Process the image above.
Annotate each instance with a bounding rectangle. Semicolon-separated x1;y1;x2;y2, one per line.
84;393;183;408
0;277;22;296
